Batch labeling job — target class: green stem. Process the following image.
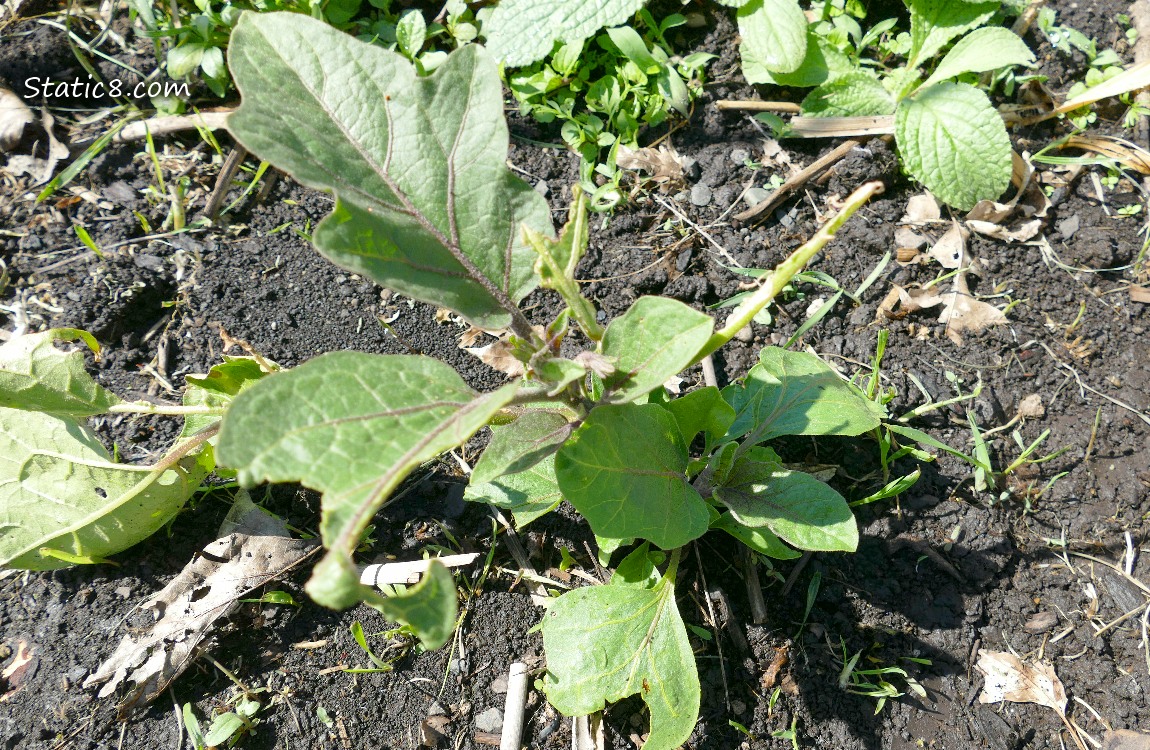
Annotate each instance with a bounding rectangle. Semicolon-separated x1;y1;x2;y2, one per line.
108;402;226;416
693;181;884;363
663;547;683;582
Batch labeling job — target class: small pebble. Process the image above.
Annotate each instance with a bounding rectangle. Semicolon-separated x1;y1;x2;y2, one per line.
534;180;550;198
475;707;503;733
689;184;712;207
743;187;770;208
490;674;509;694
1024;611;1058;634
114;586;132;599
673;190;689;203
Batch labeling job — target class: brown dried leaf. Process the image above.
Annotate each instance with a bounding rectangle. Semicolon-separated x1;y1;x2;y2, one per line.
1062;134;1150;175
0;87;33;152
617;144;686;187
904;193;941;223
83;496;316;715
938;274;1006;346
0;641;38;702
975;649;1067;716
1130;285;1150;304
926;222;967;270
465;338;525;377
1103;729;1150;750
965;152;1049;242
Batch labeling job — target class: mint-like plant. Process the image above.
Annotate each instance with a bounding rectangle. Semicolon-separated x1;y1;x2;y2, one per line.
0;11;895;745
743;0;1035;210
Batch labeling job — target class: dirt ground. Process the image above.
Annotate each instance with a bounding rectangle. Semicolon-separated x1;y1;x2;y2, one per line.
2;1;1149;749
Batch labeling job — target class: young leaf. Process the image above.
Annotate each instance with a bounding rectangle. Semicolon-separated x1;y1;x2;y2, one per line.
471;410;573;484
894;82;1011;210
542;569;699;750
737;0;808;76
369;560;458;650
714;448;858;552
216;352;519;609
464;455;563;528
484;0;647;67
711;512;801;560
227;13;552;331
663;386;735;447
180;356;269;438
0;407;211;570
802;72;896;118
601;297;714;404
722;348;884;445
610;543;664;587
555;403;709;550
921;27;1035;88
907;0;997;69
0;329;121;416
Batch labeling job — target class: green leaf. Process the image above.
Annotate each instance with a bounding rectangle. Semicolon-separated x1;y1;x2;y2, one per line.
610;543;664;587
601;297;713;404
894;82;1012;210
542;569;699;750
555;403;708;550
181;356;268;438
396;9;427;56
217;352;519;609
714;448;858;552
922;27;1035;88
737;0;808;76
907;0;997;68
711;512;801;559
471;410;573;484
743;31;853;87
802;72;896;117
0;329;121;416
202;713;245;747
722;348;884;445
484;0;647;67
369;560;458;650
663;387;735;447
0;407;211;570
464;454;562;528
227;14;552;330
607;26;660;72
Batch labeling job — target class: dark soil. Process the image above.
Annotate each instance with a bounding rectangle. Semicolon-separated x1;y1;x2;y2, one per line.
3;2;1149;750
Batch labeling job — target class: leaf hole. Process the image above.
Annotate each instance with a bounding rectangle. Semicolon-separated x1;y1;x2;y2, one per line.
94;487;106;498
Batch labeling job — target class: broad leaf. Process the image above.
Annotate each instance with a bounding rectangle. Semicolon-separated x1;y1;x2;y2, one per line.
0;407;211;570
922;27;1035;88
907;0;997;68
471;410;573;484
714;448;857;552
227;13;552;329
464;454;562;528
542;570;699;750
722;348;884;445
217;352;519;609
611;543;665;587
744;31;853;87
0;329;121;416
663;386;735;447
601;297;713;404
737;0;808;76
555;403;709;550
484;0;647;67
712;512;801;560
180;356;269;438
802;72;896;117
894;82;1011;210
369;560;458;650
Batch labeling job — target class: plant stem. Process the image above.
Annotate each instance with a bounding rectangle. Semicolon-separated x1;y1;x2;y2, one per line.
108;402;226;416
693;180;884;363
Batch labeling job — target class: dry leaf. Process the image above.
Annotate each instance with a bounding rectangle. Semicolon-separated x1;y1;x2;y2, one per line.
965;152;1049;243
572;350;615;379
617;144;686;189
0;641;38;702
904;193;941;223
976;649;1067;716
1017;394;1045;419
83;494;316;715
459;325;488;347
465;339;525;377
1103;729;1150;750
926;222;968;269
0;87;33;152
938;273;1006;346
1062;134;1150;175
1130;285;1150;304
3;106;69;185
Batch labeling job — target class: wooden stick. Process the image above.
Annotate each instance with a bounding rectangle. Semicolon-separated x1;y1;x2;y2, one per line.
113;110;231;142
358;553;480;587
734;138;864;223
788;115;894;138
715;100;801;113
500;662;529;750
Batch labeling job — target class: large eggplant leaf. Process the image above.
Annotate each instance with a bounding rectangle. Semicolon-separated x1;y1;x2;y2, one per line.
371;560;459;650
227;13;553;330
0;407;211;569
0;329;121;416
470;410;573;484
663;386;735;447
601;297;713;404
555;403;708;550
723;348;884;444
484;0;648;67
711;512;801;559
542;563;699;750
216;352;519;609
465;454;562;528
713;448;857;552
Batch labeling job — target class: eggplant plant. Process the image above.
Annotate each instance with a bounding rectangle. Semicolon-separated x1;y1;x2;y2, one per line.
0;12;892;747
